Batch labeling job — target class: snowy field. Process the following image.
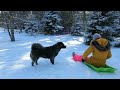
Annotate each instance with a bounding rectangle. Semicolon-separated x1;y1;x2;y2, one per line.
0;27;120;79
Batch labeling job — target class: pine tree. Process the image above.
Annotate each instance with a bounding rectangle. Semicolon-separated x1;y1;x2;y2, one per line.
41;11;63;35
71;11;83;36
111;11;120;48
60;11;74;33
85;11;119;45
113;11;120;37
24;11;40;35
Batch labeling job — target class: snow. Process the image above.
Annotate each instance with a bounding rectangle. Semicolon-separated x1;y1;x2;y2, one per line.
0;27;120;79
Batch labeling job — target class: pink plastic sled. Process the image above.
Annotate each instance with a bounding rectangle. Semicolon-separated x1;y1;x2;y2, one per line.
72;53;88;62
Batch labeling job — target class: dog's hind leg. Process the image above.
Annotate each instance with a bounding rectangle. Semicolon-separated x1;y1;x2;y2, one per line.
50;57;55;64
32;61;34;66
31;57;39;66
30;53;35;66
35;58;39;65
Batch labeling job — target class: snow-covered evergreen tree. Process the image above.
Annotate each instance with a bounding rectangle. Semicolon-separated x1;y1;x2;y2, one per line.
24;11;40;35
71;12;83;36
71;22;83;36
85;11;119;45
111;11;120;48
113;11;120;37
41;11;64;35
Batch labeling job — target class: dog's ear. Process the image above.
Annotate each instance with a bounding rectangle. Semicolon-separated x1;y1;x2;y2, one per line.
57;42;62;44
57;42;63;46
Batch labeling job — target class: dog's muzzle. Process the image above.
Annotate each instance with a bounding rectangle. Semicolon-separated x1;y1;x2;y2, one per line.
63;46;66;48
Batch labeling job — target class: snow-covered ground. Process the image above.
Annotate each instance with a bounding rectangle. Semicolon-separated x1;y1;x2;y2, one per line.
0;27;120;79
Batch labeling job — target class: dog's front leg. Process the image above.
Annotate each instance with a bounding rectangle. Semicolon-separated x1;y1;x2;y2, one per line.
50;57;55;64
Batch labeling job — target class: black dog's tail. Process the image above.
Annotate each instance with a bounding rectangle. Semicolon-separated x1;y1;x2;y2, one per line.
31;43;43;51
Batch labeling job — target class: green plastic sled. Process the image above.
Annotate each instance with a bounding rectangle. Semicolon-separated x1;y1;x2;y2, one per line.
84;62;117;73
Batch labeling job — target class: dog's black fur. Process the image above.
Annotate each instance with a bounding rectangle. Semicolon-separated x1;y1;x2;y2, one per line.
30;42;66;66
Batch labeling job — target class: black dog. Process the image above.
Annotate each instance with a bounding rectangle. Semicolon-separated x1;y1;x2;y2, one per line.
30;42;66;66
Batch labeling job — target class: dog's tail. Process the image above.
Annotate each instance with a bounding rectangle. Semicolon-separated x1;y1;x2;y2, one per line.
31;43;43;51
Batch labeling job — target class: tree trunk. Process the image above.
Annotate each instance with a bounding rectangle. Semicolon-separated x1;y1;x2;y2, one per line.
6;23;15;42
9;20;15;42
6;23;12;39
119;11;120;25
9;12;15;42
83;11;87;32
10;28;15;42
7;17;15;42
